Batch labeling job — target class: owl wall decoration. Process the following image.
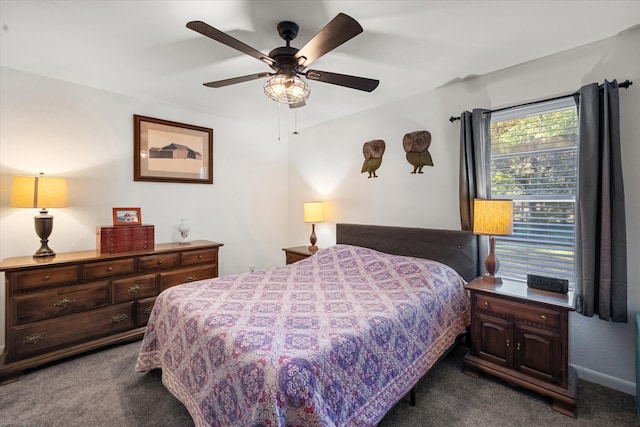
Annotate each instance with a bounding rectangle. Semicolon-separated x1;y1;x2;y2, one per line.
403;130;433;173
361;139;386;178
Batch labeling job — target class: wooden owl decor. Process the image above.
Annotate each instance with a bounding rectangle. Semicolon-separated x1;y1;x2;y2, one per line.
403;130;433;173
361;139;386;178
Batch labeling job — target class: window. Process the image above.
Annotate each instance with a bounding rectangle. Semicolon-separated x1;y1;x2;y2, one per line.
489;97;578;288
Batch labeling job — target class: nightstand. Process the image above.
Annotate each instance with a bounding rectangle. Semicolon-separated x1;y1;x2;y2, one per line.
463;277;577;418
282;246;316;265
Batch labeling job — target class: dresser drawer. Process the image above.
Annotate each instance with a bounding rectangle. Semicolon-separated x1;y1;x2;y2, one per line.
159;266;217;292
138;253;180;272
83;258;135;280
181;249;217;266
135;296;156;326
475;294;561;329
12;281;110;325
112;274;158;303
11;266;79;291
8;303;134;362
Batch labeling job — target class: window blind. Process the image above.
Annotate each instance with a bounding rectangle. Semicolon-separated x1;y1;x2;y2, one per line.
489;97;578;287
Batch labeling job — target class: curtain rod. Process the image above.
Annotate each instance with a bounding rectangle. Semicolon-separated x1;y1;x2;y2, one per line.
448;79;633;123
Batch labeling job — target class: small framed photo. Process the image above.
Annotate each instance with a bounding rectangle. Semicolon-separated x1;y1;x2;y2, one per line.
112;207;142;226
134;114;213;184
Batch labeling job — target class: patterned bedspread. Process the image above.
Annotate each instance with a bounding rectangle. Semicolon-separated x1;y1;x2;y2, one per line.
136;244;470;427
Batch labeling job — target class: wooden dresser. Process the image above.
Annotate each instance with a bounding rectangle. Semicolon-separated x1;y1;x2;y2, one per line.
0;240;223;384
463;277;576;417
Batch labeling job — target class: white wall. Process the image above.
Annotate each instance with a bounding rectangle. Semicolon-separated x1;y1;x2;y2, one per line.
288;28;640;394
0;67;290;348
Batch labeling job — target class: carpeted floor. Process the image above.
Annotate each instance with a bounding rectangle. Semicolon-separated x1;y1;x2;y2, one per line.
0;340;637;426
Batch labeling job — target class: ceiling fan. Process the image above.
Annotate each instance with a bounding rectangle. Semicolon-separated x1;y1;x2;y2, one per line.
186;13;379;108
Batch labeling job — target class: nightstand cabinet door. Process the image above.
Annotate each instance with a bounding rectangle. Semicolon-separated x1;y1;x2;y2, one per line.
472;313;513;368
515;324;563;386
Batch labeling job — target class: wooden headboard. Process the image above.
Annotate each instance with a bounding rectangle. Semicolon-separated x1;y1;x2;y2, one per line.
336;223;479;282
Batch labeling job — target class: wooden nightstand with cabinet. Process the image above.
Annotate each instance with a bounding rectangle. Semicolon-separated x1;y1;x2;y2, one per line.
282;246;316;265
463;277;577;418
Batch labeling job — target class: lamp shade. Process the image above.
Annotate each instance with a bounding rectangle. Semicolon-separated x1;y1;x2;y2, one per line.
303;201;324;223
473;199;513;236
10;175;68;209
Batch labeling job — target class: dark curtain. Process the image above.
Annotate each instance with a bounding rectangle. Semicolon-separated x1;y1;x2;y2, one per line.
575;80;627;322
459;109;491;274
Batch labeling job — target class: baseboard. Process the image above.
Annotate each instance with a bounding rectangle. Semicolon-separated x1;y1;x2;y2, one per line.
572;363;636;396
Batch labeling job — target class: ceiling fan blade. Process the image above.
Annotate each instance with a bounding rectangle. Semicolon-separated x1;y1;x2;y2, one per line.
294;13;363;68
305;70;379;92
187;21;275;66
203;72;273;88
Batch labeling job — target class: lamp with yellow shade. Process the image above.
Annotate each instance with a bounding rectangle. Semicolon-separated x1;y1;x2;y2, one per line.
473;198;513;284
10;173;68;258
303;201;324;252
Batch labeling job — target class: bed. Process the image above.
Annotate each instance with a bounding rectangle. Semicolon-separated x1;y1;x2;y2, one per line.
136;223;478;426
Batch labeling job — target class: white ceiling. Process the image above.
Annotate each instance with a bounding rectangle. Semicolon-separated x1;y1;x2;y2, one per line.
2;1;640;129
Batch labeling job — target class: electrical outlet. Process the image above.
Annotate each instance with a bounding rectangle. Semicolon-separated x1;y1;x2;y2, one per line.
249;265;255;272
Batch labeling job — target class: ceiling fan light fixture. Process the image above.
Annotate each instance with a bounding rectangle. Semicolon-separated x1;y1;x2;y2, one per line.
264;74;310;104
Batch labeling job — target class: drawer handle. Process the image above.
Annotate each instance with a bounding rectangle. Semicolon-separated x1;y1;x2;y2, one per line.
540;314;547;321
197;255;203;259
53;297;75;308
110;313;129;323
23;332;47;345
506;339;510;348
107;266;113;272
144;307;153;315
483;301;489;307
517;342;521;351
157;260;163;265
128;284;144;293
44;275;51;280
183;275;196;283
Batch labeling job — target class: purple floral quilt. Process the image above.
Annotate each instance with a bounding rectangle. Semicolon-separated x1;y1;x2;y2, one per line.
136;244;470;427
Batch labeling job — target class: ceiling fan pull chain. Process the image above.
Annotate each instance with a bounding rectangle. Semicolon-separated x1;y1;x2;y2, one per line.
277;101;282;143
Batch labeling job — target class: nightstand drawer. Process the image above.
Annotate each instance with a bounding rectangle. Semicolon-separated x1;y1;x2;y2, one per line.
286;252;308;264
475;294;561;329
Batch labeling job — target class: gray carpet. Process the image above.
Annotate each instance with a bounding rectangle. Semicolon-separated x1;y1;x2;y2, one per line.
0;341;637;426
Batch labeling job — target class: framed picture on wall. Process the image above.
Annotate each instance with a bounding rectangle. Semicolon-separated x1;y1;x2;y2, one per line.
133;115;213;184
112;207;142;226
